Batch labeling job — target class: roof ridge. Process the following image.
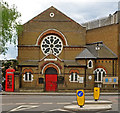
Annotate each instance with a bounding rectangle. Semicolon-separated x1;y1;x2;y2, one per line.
86;48;96;58
86;41;103;45
75;48;96;59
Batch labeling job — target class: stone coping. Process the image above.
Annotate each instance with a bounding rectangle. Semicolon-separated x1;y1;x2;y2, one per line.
72;100;112;104
64;104;112;111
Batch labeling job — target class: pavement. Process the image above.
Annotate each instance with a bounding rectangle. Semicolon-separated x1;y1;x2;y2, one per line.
1;91;120;96
64;100;112;111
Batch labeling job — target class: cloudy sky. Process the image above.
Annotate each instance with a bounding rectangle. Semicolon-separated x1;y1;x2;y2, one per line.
0;0;120;60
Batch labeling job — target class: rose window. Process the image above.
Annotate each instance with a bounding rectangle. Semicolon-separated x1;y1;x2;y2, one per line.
41;35;63;56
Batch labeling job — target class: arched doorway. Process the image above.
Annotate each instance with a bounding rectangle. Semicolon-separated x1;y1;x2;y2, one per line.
45;67;58;91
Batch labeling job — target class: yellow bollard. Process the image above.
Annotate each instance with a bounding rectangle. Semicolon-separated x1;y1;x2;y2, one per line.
76;90;85;108
94;87;100;101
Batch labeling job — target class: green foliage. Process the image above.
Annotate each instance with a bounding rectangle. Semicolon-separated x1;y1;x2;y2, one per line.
1;60;18;90
0;1;23;55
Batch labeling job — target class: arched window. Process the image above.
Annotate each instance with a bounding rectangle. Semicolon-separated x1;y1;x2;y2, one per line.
23;72;33;82
93;68;106;82
88;60;93;68
69;72;78;82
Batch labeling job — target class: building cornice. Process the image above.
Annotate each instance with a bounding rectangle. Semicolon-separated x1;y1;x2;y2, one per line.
18;45;40;47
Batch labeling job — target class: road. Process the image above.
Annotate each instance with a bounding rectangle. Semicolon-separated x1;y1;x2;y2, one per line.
1;95;119;113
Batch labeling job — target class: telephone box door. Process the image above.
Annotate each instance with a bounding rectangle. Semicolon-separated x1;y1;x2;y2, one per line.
5;68;15;92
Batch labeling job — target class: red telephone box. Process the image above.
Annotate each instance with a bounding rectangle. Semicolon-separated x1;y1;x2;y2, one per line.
5;68;15;92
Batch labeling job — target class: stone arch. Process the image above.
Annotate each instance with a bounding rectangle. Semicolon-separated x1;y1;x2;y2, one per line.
45;67;57;75
42;63;61;74
36;29;68;46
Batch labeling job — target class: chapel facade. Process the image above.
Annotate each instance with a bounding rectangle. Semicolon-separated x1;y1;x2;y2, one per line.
16;6;120;92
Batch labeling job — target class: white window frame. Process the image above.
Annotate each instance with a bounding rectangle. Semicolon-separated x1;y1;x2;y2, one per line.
69;72;79;82
93;68;106;83
50;12;55;17
23;72;33;82
87;60;93;68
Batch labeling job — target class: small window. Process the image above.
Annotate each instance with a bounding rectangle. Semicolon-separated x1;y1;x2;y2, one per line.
103;71;106;77
50;12;55;17
98;71;101;81
39;78;44;84
71;72;74;81
69;72;78;82
58;76;64;84
88;60;93;68
75;72;77;81
94;71;97;81
29;72;31;81
25;72;27;81
23;72;33;82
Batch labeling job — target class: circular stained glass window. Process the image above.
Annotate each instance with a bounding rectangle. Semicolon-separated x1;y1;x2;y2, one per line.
41;35;63;56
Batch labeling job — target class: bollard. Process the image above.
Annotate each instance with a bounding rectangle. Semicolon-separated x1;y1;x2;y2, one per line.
76;90;85;108
94;87;100;101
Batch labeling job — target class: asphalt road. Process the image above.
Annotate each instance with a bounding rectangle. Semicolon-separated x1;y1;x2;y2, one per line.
1;95;119;113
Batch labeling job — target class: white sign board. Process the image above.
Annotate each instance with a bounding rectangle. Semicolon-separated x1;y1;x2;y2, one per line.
78;77;84;83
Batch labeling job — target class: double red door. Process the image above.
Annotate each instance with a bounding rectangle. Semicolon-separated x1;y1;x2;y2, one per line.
45;74;57;91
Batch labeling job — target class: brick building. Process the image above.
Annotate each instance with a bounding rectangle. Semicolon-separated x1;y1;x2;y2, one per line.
16;6;119;92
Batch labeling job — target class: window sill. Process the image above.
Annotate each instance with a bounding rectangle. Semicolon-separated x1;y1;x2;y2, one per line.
95;81;103;83
23;81;33;82
69;81;78;82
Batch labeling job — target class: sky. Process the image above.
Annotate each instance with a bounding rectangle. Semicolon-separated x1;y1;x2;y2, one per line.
0;0;120;60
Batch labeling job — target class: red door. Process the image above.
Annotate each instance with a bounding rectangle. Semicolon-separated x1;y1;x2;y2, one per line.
45;74;57;91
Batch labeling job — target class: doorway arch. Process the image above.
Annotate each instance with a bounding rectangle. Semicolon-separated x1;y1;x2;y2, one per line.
45;67;58;92
45;67;57;75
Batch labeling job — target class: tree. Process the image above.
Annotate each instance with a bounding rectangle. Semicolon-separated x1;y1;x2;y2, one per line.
1;59;18;90
0;1;22;55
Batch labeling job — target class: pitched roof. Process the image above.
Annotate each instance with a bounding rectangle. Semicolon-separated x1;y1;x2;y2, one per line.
75;48;96;59
76;43;117;59
87;44;117;59
64;60;86;67
23;6;84;28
